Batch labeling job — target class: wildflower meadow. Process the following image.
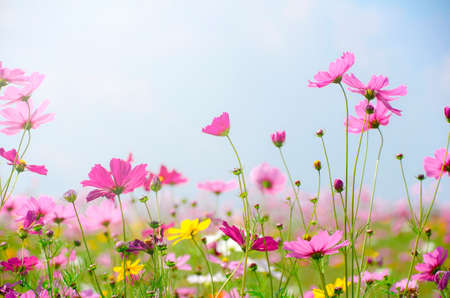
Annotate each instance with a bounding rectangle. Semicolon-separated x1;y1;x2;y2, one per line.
0;49;448;298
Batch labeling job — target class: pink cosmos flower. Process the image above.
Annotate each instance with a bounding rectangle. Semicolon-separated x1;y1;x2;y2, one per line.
343;74;407;116
83;199;123;232
362;269;389;284
424;148;450;179
308;52;355;88
1;256;39;274
144;165;187;190
81;158;147;202
48;204;74;224
51;248;76;270
15;196;56;225
207;255;244;277
0;100;55;135
219;221;278;252
197;180;237;195
20;289;49;298
271;130;286;148
0;62;27;86
345;100;391;133
390;278;418;295
165;253;192;271
413;246;447;282
250;162;286;195
202;112;230;136
0;148;47;175
175;287;196;298
283;230;349;259
0;73;45;105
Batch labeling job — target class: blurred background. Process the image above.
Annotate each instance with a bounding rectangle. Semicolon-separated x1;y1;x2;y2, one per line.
1;0;449;203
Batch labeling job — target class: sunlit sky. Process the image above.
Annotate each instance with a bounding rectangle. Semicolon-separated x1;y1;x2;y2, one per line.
1;0;449;204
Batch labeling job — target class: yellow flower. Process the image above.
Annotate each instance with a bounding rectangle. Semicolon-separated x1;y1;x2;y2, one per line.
167;218;211;245
113;259;144;282
312;277;350;298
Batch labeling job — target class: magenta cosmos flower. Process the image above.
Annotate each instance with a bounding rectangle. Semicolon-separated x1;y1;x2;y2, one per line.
424;148;450;179
220;221;278;252
413;246;447;282
308;52;355;88
81;158;147;202
0;72;45;105
343;74;407;116
0;148;47;175
283;230;349;259
1;256;39;275
197;180;237;195
0;100;54;135
250;162;286;195
0;62;27;86
445;106;450;123
345;100;391;133
202;112;230;136
271;130;286;148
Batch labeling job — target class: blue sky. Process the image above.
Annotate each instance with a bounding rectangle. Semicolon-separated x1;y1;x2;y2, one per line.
1;0;449;203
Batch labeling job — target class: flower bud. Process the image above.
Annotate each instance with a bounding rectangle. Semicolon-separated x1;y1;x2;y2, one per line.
249;263;258;272
276;223;283;230
366;229;373;235
232;168;242;176
425;227;432;238
334;178;344;193
365;104;375;115
46;230;54;238
63;189;77;203
302;234;311;241
416;174;425;181
150;221;160;229
191;201;197;208
150;176;162;192
271;131;286;148
315;129;324;137
115;241;128;252
445;106;450;123
88;264;97;272
139;196;149;203
74;240;81;247
313;160;322;171
254;204;260;210
396;153;404;160
309;197;318;204
294;180;301;187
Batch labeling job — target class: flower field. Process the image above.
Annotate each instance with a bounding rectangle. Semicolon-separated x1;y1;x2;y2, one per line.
0;53;448;298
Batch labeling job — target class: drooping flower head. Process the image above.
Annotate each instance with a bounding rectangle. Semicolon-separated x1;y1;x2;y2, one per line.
1;256;39;275
167;218;211;245
413;246;447;282
0;72;45;105
283;230;349;259
0;99;54;135
81;158;147;202
0;148;47;175
271;130;286;148
343;74;407;116
444;106;450;123
308;52;355;88
424;148;450;179
219;221;278;252
250;163;286;195
202;112;230;136
434;271;449;291
197;180;237;195
345;100;391;133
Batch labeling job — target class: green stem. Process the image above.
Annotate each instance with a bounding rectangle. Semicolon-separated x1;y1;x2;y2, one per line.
350;110;368;298
338;82;350;298
306;171;321;234
192;238;215;295
144;201;153;223
399;160;418;225
260;220;274;297
117;195;127;298
354;130;369;224
155;191;161;223
279;148;307;231
315;259;329;298
358;128;383;297
319;137;339;229
38;234;53;298
72;202;104;298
